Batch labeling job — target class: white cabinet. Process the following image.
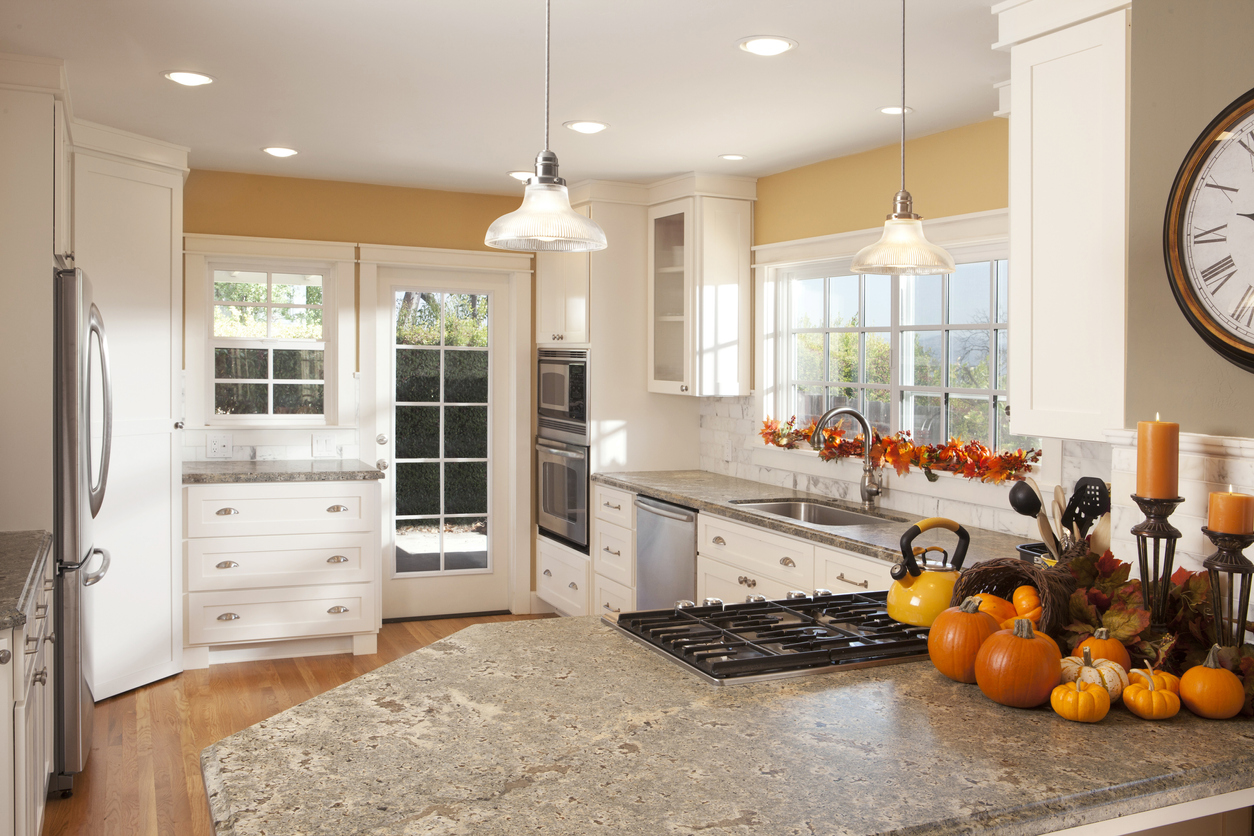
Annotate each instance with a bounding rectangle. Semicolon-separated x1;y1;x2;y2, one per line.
536;535;590;616
816;544;895;593
647;195;751;396
535;211;590;345
590;484;637;613
183;481;381;667
9;542;54;836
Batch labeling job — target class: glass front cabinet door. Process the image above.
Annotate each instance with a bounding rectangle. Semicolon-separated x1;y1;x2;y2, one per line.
647;198;694;394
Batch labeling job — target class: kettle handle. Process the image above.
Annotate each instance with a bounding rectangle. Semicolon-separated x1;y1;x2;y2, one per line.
892;517;971;579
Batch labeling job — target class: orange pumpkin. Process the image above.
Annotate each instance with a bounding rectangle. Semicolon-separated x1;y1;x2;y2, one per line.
1129;662;1180;695
1180;645;1246;720
1012;585;1043;622
974;618;1063;708
928;597;1002;684
972;593;1017;625
1074;627;1132;674
1123;671;1181;721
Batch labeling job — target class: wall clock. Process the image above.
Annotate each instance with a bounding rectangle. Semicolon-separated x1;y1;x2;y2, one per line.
1165;86;1254;373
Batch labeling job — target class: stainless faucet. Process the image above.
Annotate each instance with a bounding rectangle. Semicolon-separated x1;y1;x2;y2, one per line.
810;407;883;511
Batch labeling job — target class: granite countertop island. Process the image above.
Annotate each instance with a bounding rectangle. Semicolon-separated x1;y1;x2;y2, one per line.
593;470;1027;567
203;616;1254;836
0;530;51;630
183;459;385;484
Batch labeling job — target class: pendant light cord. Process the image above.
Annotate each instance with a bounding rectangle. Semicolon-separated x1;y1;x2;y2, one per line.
900;0;906;193
544;0;551;152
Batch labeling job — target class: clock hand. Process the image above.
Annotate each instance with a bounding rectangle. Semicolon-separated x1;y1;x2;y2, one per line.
1240;212;1254;223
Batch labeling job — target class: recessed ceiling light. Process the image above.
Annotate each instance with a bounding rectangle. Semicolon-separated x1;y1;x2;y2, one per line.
880;105;914;115
163;71;214;86
263;147;298;158
719;154;746;161
507;171;532;181
563;121;608;134
737;36;797;57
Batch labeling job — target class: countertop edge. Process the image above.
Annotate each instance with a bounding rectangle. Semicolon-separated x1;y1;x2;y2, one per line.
182;459;385;485
0;530;52;631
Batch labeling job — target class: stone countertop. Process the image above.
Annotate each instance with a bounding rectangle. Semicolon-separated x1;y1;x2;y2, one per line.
0;531;51;630
182;460;384;484
203;616;1254;836
593;470;1027;566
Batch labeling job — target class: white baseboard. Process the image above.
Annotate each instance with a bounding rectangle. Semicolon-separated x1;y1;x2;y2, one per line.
183;633;372;668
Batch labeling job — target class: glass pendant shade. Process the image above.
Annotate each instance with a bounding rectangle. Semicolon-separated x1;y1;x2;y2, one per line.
850;217;955;275
485;180;607;252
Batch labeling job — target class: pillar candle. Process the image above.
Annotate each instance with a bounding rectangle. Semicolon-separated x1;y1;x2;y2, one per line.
1208;490;1254;535
1136;419;1179;499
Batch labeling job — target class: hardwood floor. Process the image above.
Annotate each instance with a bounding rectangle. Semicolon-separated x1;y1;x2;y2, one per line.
41;613;555;836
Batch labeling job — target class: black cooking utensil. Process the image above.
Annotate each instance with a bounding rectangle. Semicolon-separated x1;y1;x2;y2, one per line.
1061;477;1110;537
1008;480;1042;517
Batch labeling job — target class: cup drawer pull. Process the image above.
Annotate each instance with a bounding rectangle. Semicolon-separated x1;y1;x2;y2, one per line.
568;582;579;590
327;505;350;513
216;508;240;516
712;536;727;546
779;557;796;568
326;555;350;564
543;569;552;577
217;612;241;621
835;572;869;589
327;606;350;614
215;561;240;570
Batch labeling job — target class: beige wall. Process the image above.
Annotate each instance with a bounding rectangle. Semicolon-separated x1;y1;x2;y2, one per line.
1125;0;1254;437
183;170;522;251
754;119;1008;246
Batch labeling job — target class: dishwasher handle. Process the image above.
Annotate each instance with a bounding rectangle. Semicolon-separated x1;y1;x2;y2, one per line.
634;497;696;524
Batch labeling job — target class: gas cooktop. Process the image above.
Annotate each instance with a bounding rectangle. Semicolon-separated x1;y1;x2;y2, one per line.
604;590;930;686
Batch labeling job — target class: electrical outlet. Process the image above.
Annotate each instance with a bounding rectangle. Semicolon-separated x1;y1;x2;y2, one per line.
206;434;233;459
311;432;337;458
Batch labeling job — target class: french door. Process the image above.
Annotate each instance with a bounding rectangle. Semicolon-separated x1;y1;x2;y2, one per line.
375;268;513;618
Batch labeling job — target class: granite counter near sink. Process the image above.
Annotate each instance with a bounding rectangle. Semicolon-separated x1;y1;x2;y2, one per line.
593;470;1028;567
182;459;384;484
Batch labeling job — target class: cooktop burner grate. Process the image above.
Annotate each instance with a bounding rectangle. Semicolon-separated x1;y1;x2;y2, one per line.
605;591;930;685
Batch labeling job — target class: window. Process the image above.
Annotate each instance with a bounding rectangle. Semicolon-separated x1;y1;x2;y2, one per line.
210;266;329;418
781;259;1038;452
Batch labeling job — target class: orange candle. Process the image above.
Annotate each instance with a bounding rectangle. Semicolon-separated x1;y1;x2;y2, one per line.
1208;489;1254;534
1136;417;1179;499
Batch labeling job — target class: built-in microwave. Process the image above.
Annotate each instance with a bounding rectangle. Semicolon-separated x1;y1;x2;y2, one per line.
537;348;587;445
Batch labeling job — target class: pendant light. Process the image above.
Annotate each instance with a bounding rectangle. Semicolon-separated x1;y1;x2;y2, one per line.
850;0;954;275
485;0;607;252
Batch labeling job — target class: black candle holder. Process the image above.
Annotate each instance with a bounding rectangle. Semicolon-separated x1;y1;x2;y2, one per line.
1201;527;1254;648
1130;495;1184;629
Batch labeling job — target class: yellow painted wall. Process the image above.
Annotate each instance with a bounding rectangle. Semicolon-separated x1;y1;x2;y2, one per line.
754;119;1009;246
183;170;522;251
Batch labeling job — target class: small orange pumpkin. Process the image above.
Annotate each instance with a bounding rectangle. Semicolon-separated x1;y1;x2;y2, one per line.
1129;662;1180;695
1074;627;1132;674
1123;670;1181;720
1180;644;1246;720
974;618;1063;708
1012;585;1043;621
1051;679;1110;723
928;597;1002;684
972;593;1017;625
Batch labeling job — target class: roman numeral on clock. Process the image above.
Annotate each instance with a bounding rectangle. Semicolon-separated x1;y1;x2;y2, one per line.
1201;255;1238;293
1231;285;1254;328
1193;223;1228;244
1239;133;1254;171
1205;177;1240;202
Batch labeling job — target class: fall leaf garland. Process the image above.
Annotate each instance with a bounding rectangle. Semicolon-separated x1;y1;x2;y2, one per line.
759;416;1041;485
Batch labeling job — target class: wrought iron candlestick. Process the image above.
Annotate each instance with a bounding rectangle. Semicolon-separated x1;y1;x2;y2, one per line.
1201;527;1254;647
1130;495;1184;629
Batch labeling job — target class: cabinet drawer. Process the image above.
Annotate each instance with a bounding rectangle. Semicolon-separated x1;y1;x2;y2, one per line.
187;532;375;592
699;515;814;589
187;583;376;645
186;482;377;538
816;545;895;594
593;521;634;588
594;574;634;617
697;555;793;604
536;537;590;617
593;485;634;528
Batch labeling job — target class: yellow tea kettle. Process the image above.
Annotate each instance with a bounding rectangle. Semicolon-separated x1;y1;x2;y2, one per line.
886;517;971;627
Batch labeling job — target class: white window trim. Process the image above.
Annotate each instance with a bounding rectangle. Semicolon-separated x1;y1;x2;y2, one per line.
752;208;1064;490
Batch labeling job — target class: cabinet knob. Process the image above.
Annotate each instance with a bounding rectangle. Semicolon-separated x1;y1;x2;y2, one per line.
33;668;47;685
737;575;757;588
217;612;241;621
779;556;796;568
216;507;240;516
0;650;10;665
543;569;552;577
24;635;39;653
568;582;578;590
326;555;350;564
835;572;869;589
215;561;240;570
712;536;726;546
327;504;350;513
680;385;689;393
327;606;350;614
174;421;185;430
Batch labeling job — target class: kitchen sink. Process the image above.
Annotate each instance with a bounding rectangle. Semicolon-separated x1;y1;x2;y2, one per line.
730;500;893;527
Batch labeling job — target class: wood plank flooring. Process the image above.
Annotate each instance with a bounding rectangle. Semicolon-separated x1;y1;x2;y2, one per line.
41;613;555;836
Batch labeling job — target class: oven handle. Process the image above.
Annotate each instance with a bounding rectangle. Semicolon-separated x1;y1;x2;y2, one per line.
634;497;695;524
535;442;586;460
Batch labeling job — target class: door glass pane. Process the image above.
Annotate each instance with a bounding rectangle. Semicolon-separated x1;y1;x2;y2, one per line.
901;331;942;386
828;275;859;327
949;395;991;444
654;213;685;318
396;463;440;516
395;520;441;572
864;333;890;385
445;517;488;570
829;332;858;383
996;329;1008;391
214;305;267;338
273;349;323;380
900;392;943;447
396;292;441;346
948;330;991;388
271;273;323;305
444;462;487;514
273;383;323;414
995;260;1009;323
792;333;824;382
901;275;942;326
444;294;489;347
865;275;891;327
445;351;488;403
396;406;440;459
215;383;267;415
948;262;991;325
215;348;267;379
790;277;824;329
396;349;440;402
444;406;488;459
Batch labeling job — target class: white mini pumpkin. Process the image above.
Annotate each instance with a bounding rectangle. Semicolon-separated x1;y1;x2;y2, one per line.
1060;646;1129;703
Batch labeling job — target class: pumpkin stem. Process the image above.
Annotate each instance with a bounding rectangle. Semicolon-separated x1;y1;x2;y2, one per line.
1012;618;1036;639
1141;661;1157;692
1094;627;1110;640
1081;646;1095;667
958;597;982;614
1204;644;1224;669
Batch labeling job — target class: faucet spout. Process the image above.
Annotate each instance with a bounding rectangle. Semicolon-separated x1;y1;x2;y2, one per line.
809;407;883;511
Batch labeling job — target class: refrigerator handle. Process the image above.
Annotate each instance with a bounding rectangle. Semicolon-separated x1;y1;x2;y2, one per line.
82;547;110;587
88;303;112;518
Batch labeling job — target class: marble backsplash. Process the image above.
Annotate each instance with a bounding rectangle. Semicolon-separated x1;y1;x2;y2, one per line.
181;427;361;463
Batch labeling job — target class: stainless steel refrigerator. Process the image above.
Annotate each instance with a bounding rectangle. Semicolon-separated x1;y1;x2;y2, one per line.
51;261;112;796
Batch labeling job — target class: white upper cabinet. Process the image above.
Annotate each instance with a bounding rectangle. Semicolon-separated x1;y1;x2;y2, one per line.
647;194;751;396
535;206;591;345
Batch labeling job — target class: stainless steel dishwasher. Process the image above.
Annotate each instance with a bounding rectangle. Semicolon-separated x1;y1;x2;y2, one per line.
633;496;697;609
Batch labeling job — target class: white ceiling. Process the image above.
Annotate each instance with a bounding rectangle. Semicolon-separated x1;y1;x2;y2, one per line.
2;1;1008;194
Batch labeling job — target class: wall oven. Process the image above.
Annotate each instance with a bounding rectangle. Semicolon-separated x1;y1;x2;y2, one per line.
536;348;589;549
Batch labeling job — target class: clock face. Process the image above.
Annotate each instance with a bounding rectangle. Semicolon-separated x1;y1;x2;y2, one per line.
1166;88;1254;371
